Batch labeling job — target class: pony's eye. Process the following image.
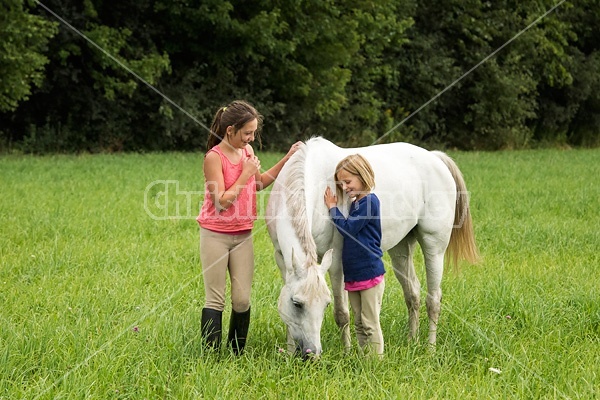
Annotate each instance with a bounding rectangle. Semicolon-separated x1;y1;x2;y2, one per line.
292;300;304;309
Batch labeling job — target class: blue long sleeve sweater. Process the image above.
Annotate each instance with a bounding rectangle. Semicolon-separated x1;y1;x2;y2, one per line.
329;193;385;282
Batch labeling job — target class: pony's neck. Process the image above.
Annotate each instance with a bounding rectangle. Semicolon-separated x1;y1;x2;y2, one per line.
284;145;318;266
303;138;342;257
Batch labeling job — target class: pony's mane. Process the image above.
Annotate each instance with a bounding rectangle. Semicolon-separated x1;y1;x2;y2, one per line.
284;143;319;267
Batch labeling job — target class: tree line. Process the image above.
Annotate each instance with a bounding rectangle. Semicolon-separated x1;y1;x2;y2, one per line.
1;0;599;153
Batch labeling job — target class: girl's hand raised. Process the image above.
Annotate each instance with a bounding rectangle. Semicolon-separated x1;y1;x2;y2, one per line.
242;155;261;178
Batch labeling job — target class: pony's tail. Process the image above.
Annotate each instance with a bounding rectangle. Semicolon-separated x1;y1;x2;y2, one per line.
432;151;480;268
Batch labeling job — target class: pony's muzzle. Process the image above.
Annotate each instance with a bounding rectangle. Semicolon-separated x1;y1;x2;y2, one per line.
296;340;321;361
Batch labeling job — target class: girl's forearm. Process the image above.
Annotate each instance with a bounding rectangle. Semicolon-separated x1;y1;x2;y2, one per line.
257;157;287;190
216;175;252;210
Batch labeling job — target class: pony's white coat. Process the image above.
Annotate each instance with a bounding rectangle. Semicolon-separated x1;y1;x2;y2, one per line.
266;137;478;356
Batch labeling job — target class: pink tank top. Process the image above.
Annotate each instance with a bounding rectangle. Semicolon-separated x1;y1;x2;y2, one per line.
197;145;257;232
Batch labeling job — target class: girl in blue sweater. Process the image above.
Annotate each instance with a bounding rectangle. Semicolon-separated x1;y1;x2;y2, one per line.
324;154;385;356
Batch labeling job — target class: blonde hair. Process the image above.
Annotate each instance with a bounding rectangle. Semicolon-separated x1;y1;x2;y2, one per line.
334;154;375;199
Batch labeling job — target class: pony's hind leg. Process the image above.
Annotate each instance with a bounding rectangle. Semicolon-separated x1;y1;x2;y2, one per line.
418;235;445;345
388;230;420;341
423;252;444;345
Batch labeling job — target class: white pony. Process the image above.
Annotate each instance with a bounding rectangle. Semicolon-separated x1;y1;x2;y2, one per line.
265;137;478;357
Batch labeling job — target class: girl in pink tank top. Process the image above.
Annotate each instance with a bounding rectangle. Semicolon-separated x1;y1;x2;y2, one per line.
197;145;257;232
197;100;302;355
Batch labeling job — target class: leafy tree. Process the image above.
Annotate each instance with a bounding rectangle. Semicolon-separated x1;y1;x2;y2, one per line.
0;0;597;152
0;0;57;112
3;0;170;152
317;0;414;147
535;0;600;146
391;0;577;149
151;0;366;150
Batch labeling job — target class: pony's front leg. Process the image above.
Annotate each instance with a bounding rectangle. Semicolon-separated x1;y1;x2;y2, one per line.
275;249;298;354
329;256;351;352
286;328;296;354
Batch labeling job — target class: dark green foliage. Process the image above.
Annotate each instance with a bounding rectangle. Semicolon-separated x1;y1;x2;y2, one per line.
534;1;600;147
0;0;598;152
392;0;574;150
0;0;57;112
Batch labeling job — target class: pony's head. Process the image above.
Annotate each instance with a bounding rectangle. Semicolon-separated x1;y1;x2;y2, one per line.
277;249;333;358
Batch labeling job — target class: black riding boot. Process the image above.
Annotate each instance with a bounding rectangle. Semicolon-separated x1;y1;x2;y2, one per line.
228;307;251;355
201;308;222;350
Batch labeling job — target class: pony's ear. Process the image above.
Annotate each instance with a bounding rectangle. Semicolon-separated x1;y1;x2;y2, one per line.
291;247;297;267
289;247;300;277
319;249;334;274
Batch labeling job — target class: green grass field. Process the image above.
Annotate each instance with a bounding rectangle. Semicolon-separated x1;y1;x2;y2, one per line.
1;148;599;399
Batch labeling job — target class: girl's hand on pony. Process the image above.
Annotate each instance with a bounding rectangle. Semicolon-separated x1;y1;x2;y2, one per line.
324;187;337;209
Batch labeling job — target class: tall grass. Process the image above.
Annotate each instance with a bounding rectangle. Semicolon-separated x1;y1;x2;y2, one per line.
1;148;598;399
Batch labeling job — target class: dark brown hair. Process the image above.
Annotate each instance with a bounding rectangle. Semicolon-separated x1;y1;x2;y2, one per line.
206;100;263;150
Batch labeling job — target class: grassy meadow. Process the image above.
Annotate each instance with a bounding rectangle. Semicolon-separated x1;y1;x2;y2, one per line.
1;148;599;399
